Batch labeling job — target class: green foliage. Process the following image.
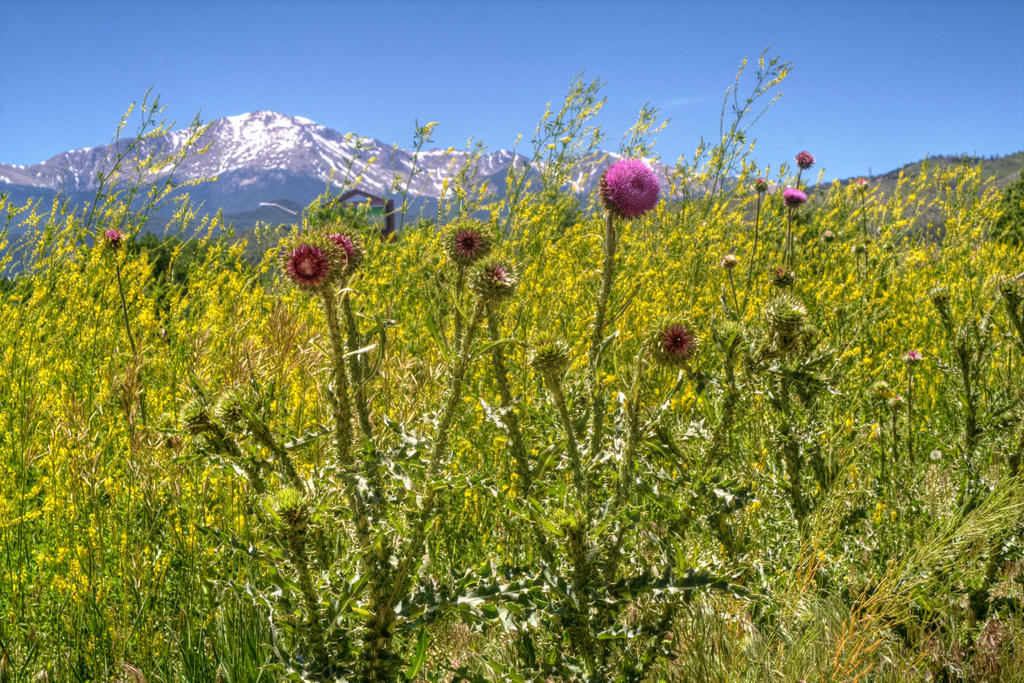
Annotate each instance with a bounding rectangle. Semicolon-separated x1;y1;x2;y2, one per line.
991;169;1024;245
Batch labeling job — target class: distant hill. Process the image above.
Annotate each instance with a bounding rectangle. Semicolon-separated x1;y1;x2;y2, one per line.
842;150;1024;192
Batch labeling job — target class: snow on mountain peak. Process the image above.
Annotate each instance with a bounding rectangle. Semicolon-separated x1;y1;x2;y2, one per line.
0;110;670;204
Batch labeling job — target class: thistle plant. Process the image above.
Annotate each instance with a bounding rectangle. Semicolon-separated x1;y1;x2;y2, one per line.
444;219;492;346
590;158;659;458
282;234;355;465
904;350;922;461
327;227;373;437
749;290;835;531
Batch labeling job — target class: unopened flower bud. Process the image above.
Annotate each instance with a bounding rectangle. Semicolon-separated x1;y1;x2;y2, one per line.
472;260;518;303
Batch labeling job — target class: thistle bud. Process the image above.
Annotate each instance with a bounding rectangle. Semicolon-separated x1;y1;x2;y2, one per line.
999;275;1022;309
530;339;571;379
712;319;743;352
871;380;893;402
769;265;796;289
929;286;951;314
904;350;923;367
720;254;739;270
326;229;365;276
765;294;807;348
214;388;247;430
181;398;214;435
821;230;836;243
104;228;123;251
471;260;518;303
273;488;308;532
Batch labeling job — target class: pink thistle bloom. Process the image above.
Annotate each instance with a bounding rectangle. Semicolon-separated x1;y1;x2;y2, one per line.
755;177;769;193
652;322;699;367
905;349;923;365
284;243;332;289
855;177;869;188
795;151;815;170
720;254;738;270
104;228;122;250
600;159;659;218
445;223;491;266
782;187;807;208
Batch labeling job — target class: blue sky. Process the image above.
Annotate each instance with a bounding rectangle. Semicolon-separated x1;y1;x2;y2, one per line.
1;0;1022;181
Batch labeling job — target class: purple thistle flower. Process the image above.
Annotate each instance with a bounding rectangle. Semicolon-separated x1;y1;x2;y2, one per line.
104;228;122;250
651;322;698;367
284;243;333;289
782;187;807;208
905;349;923;366
444;222;492;266
795;151;815;170
855;177;869;188
599;159;659;218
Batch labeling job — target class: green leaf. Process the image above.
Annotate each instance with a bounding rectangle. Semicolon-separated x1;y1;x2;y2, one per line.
404;627;429;679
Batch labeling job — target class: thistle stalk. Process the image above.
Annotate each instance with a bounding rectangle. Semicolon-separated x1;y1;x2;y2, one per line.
485;306;532;492
278;496;330;678
113;258;147;426
785;206;795;269
453;264;467;347
342;292;373;438
906;366;916;462
544;371;585;501
364;298;487;677
588;212;617;458
320;287;355;467
246;416;305;492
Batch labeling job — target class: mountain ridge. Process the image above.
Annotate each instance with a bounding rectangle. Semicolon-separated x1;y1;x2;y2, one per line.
2;111;1021;233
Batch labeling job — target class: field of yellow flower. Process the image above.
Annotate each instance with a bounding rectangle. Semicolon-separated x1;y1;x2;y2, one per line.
2;76;1024;680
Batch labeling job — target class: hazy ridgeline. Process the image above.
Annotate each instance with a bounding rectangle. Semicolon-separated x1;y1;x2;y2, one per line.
2;57;1024;681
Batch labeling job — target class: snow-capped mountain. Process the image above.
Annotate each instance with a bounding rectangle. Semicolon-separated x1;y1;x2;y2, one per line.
0;111;669;225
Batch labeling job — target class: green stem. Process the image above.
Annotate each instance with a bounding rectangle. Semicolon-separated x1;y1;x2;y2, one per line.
906;370;915;462
114;258;147;426
247;417;305;492
453;264;466;348
320;288;354;467
785;206;795;269
285;521;330;677
546;374;585;501
727;269;740;315
588;212;617;458
342;292;373;438
741;192;763;316
485;306;532;493
386;299;487;620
